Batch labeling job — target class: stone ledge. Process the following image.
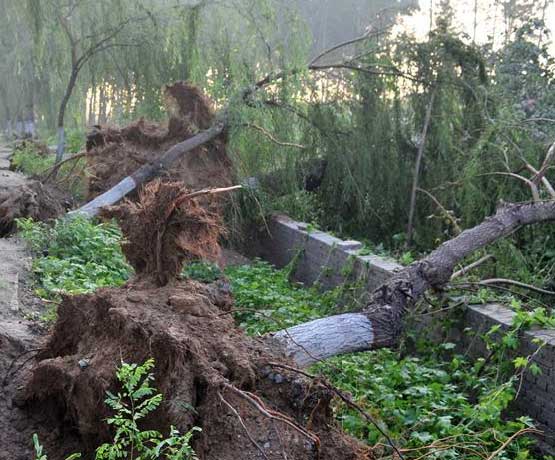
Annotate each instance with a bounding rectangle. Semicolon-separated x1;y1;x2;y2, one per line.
257;214;402;291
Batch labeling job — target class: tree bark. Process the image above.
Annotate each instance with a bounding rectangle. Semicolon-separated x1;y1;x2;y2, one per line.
270;201;555;367
55;67;80;163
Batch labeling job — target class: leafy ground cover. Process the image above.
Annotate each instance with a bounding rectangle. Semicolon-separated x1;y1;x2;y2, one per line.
33;359;199;460
18;217;552;459
17;217;131;320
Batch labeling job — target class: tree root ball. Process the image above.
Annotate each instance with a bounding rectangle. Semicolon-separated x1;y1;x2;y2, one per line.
85;82;233;202
24;280;371;459
101;180;224;286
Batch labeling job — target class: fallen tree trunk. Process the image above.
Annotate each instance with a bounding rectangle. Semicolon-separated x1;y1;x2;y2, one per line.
271;201;555;367
69;122;225;217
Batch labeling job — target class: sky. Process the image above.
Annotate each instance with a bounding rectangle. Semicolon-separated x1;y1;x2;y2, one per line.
396;0;555;54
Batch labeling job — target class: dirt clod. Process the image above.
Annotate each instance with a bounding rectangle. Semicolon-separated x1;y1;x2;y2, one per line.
0;181;68;236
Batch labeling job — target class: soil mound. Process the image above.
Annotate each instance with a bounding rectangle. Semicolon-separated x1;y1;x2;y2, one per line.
101;180;224;286
24;281;369;459
0;181;68;236
85;82;233;200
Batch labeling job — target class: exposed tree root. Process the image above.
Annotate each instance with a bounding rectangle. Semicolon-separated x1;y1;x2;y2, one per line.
101;180;224;286
24;281;371;459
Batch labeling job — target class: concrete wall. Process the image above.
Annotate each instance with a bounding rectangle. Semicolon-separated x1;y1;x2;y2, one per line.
258;214;401;292
256;214;555;443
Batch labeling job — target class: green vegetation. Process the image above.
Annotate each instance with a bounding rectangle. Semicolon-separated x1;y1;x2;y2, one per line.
187;260;548;459
9;140;88;198
17;217;131;316
10;145;54;176
33;359;199;460
5;0;555;458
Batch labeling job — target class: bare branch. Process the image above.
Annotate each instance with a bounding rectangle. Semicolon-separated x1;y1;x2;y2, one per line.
267;362;403;459
243;123;307;149
309;31;373;66
218;393;270;460
417;186;462;235
451;254;495;280
479;172;540;202
532;140;555;187
461;278;555;296
223;383;321;452
407;91;436;247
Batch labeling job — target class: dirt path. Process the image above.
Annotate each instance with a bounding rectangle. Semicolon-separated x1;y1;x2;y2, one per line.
0;144;46;459
0;145;34;319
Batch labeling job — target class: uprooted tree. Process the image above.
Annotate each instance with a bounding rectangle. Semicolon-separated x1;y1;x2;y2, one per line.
9;35;555;457
59;63;555;366
21;134;555;459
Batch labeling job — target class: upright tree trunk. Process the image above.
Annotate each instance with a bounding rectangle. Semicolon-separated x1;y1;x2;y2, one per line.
98;85;108;125
406;91;435;247
55;68;79;165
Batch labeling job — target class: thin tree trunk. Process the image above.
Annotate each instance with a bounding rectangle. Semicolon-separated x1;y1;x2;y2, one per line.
55;68;79;164
88;73;97;126
272;200;555;367
98;85;107;125
406;91;435;247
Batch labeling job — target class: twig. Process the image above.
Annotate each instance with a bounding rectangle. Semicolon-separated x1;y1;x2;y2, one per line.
533;140;555;186
454;283;551;310
266;362;404;460
418;301;464;317
524;164;555;199
417;187;462;235
472;278;555;296
172;185;243;210
309;31;373;66
478;172;540;202
41;152;87;182
243;123;306;149
486;428;540;460
218;392;270;460
451;255;494;279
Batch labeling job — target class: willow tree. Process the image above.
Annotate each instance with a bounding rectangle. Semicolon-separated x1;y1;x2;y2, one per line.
23;1;145;163
0;0;36;137
19;0;208;164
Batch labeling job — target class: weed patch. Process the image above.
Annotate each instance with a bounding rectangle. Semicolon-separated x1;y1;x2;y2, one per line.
17;217;131;312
